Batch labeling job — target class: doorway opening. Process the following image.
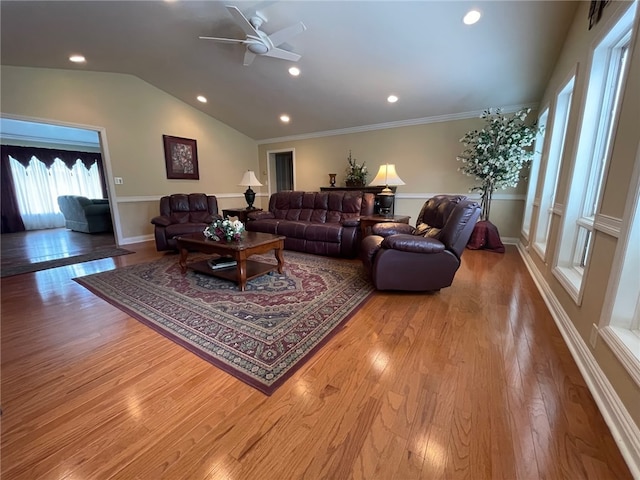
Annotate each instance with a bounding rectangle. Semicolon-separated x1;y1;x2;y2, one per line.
267;148;295;195
1;115;120;264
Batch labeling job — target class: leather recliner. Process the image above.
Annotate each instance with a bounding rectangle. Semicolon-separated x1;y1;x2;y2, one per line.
360;195;481;291
151;193;221;251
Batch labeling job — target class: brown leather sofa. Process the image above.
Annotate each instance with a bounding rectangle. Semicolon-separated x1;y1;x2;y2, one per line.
360;195;481;291
246;190;375;257
151;193;221;251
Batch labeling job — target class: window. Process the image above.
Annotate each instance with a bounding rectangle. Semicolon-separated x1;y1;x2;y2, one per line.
553;3;635;302
599;142;640;385
532;73;575;260
10;156;104;230
522;107;549;239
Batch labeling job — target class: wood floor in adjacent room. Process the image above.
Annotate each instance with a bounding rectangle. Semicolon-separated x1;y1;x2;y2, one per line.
0;240;633;479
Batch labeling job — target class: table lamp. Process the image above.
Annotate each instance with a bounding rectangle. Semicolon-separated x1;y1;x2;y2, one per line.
238;170;263;209
369;164;405;216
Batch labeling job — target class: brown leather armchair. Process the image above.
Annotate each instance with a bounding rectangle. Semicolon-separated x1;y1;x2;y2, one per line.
360;195;481;291
151;193;221;251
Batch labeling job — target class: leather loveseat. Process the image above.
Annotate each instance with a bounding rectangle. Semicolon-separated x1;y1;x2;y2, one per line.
360;195;480;291
57;195;112;233
246;190;375;257
151;193;221;251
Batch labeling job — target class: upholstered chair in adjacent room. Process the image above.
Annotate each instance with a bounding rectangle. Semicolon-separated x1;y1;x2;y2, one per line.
360;195;481;291
57;195;113;234
151;193;221;251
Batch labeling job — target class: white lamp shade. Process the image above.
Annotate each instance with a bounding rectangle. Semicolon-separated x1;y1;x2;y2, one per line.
238;170;263;187
369;164;405;186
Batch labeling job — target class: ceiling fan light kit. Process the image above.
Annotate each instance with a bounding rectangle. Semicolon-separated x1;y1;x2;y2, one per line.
247;43;269;55
200;5;306;66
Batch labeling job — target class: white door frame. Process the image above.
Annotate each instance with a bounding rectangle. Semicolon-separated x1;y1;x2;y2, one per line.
0;113;123;245
265;147;296;196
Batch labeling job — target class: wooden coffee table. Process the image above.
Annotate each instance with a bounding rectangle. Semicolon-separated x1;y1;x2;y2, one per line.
176;231;285;291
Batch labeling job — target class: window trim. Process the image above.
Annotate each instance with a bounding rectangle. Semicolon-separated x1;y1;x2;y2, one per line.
532;69;576;262
521;105;550;240
552;1;636;305
598;139;640;386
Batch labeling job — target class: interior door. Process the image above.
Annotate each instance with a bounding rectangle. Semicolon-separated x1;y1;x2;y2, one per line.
275;151;294;192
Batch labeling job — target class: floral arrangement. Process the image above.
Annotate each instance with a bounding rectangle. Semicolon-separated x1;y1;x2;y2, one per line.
345;150;367;186
203;217;245;242
457;108;539;221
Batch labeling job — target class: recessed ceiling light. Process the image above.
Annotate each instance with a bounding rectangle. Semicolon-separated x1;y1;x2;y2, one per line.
69;54;86;63
463;9;481;25
387;95;398;103
288;67;301;77
197;95;207;103
280;114;290;123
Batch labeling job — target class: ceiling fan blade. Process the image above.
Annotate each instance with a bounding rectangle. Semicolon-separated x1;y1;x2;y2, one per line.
199;36;247;45
243;50;257;66
263;47;301;62
267;22;307;47
226;5;260;37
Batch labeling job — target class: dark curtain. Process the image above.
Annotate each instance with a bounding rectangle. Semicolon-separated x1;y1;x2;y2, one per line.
275;152;293;192
0;145;108;233
1;154;26;233
2;145;102;170
1;144;108;198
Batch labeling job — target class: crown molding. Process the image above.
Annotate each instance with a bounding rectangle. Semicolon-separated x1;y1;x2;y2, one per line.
257;103;539;145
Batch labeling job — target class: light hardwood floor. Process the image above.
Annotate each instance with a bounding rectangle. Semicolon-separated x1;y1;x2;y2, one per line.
0;240;633;479
1;228;116;269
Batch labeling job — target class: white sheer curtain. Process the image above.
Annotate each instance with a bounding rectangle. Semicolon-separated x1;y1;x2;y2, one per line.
9;155;104;230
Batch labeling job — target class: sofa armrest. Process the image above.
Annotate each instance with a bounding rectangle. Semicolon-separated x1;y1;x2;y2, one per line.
372;223;415;237
151;215;172;227
381;234;446;254
91;199;109;205
341;218;360;228
248;211;275;221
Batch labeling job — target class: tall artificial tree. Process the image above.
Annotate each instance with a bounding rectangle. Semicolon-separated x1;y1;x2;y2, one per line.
457;108;539;222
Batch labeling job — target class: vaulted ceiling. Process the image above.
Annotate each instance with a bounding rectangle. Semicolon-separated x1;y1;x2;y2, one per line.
1;1;578;141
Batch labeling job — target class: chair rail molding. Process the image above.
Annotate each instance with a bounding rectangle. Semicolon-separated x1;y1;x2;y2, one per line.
116;193;265;203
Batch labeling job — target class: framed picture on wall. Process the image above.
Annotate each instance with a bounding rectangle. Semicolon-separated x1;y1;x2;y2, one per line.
588;0;609;30
163;135;199;180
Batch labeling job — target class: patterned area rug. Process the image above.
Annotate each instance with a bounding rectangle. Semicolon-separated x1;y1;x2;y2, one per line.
1;247;133;278
74;251;374;395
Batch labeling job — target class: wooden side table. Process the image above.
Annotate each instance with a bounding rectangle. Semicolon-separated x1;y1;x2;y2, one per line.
360;214;411;237
222;207;262;223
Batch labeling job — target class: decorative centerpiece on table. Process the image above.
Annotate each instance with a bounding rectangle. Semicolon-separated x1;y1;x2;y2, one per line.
457;108;539;251
344;150;367;187
203;217;245;242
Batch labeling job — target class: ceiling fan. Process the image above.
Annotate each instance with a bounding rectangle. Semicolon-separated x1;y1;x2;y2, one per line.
200;5;306;66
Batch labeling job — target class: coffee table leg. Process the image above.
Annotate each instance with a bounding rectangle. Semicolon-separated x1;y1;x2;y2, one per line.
178;247;188;274
237;259;247;291
275;247;284;274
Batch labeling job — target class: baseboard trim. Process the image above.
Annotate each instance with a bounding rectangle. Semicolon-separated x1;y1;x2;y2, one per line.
120;234;154;245
516;243;640;479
